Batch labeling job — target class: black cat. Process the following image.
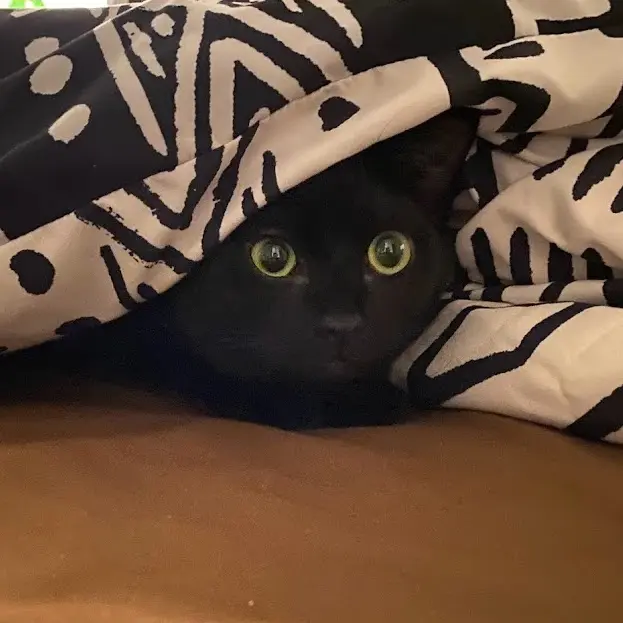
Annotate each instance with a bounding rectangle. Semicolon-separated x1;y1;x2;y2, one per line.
5;110;477;429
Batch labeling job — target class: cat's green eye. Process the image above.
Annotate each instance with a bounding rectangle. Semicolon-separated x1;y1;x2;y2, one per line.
250;238;297;278
367;231;412;275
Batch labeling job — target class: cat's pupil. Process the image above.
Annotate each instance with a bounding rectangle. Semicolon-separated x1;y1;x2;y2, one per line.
374;234;405;268
260;241;289;273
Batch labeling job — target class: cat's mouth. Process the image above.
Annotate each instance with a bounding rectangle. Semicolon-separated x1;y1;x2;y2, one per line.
320;339;365;380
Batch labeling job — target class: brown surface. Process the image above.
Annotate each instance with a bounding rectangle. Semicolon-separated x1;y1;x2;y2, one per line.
0;383;621;623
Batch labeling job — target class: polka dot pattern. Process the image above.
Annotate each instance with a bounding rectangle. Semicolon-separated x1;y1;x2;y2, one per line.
24;36;60;64
30;55;73;95
49;104;91;143
152;13;175;37
318;96;360;131
9;250;55;295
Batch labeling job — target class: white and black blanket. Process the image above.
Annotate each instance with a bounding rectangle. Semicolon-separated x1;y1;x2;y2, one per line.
0;0;622;443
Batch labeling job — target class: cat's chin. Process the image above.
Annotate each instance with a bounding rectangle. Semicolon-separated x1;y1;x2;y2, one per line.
208;355;379;387
261;364;380;388
303;359;367;384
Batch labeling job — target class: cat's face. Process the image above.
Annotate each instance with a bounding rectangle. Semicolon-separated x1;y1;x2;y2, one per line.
164;111;477;387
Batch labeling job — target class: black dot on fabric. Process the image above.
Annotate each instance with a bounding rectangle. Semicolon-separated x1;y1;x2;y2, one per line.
485;41;545;60
9;250;56;295
318;97;360;131
137;283;158;300
55;317;102;337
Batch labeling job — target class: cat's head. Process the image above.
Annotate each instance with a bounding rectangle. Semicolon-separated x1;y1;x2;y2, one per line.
164;110;477;387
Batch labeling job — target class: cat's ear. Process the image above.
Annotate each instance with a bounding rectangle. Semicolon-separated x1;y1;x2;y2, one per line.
363;109;479;224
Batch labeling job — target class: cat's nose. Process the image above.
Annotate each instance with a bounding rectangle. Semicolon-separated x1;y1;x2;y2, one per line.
319;313;364;335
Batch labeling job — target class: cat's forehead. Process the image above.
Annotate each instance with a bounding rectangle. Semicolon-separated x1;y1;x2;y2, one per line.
245;157;427;239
